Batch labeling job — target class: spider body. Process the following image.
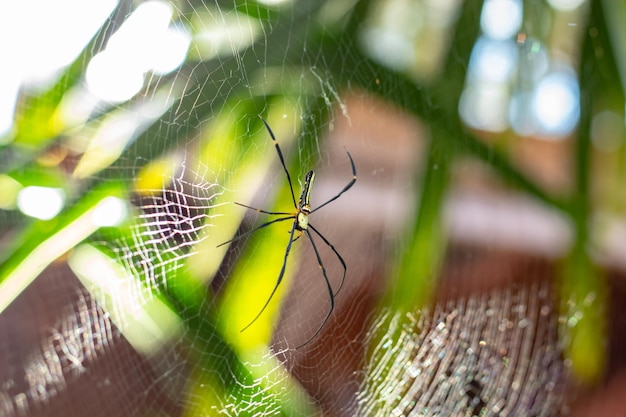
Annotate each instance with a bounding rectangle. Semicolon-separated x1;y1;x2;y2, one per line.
219;116;356;348
296;170;315;232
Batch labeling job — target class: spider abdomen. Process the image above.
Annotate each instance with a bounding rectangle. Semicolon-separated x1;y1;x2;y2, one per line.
297;211;309;230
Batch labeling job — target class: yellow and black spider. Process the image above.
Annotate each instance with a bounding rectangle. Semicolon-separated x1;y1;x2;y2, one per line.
219;116;356;347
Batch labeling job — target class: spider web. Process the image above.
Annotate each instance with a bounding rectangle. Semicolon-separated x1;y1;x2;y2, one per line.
1;0;624;416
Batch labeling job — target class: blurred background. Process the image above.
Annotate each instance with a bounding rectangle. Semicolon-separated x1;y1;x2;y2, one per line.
0;0;625;416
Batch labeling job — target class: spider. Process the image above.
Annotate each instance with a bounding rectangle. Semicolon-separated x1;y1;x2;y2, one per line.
218;116;356;347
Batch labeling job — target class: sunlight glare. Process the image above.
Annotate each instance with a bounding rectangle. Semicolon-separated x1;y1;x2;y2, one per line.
460;35;517;131
92;196;128;227
86;0;190;103
0;78;20;139
86;51;146;103
193;11;260;61
481;0;523;40
360;28;415;72
459;85;510;132
0;0;118;84
151;27;191;75
0;0;118;137
532;71;580;136
547;0;586;11
470;37;518;83
17;186;66;220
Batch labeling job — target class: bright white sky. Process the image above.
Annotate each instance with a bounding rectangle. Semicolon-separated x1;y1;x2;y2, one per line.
0;0;191;138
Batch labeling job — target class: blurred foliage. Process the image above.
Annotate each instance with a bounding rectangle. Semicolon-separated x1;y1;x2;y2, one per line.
0;0;624;414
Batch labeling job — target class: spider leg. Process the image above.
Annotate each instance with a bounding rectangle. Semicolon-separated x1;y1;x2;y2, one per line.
295;229;335;349
310;149;356;214
292;230;304;242
259;115;298;208
308;223;347;296
234;201;292;216
240;220;298;333
217;216;295;248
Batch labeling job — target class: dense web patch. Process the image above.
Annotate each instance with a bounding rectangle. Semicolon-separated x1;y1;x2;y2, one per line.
2;286;116;414
358;280;569;416
114;160;221;295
